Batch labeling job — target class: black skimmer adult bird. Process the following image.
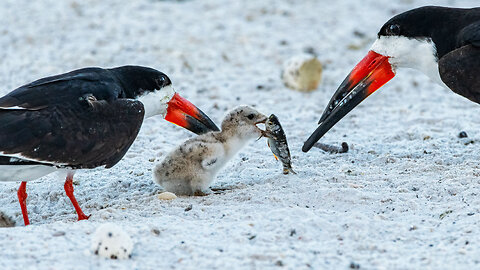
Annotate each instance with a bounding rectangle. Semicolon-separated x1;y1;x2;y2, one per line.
0;65;219;225
303;6;480;152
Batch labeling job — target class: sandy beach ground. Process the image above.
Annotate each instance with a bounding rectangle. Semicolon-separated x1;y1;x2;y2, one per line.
0;0;479;269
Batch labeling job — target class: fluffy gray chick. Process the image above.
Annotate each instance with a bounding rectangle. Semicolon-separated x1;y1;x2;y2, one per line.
153;105;267;195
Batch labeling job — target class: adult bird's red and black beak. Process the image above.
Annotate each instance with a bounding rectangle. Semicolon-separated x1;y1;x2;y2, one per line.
302;51;395;152
303;6;480;152
165;92;219;135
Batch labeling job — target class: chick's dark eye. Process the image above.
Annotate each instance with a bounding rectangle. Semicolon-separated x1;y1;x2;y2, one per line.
247;114;255;120
387;24;400;35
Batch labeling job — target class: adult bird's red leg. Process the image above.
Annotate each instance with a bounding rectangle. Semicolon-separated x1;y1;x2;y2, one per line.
64;173;90;221
17;181;30;226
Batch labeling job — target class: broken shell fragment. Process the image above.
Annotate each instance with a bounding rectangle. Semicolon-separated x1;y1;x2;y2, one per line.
281;55;323;92
157;192;177;200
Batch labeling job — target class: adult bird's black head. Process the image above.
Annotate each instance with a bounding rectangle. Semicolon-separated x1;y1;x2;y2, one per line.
303;6;480;152
111;66;219;134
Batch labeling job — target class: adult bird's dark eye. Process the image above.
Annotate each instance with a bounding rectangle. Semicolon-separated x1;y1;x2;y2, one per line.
388;24;400;35
247;114;255;120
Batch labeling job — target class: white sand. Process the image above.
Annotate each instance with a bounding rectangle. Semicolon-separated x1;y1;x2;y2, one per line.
0;0;479;269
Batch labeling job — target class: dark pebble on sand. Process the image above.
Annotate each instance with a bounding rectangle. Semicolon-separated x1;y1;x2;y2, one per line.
52;231;66;237
341;142;349;153
459;131;468;138
350;262;360;269
151;228;161;235
303;46;317;56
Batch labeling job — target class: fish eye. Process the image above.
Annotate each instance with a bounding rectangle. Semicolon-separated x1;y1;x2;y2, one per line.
387;24;400;35
247;114;255;120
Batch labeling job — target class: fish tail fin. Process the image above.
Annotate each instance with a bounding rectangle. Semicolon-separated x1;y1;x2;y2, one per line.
283;166;296;175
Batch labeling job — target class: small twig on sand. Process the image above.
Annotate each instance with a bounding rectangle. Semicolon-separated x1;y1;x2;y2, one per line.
313;142;349;154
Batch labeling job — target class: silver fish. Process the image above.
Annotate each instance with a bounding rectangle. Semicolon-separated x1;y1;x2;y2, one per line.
264;114;296;174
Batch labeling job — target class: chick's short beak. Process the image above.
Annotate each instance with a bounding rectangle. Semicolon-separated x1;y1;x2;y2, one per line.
255;115;269;139
255;116;268;125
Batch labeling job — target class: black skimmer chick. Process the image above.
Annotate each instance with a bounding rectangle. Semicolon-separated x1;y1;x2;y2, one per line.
0;65;219;225
303;6;480;152
153;105;267;196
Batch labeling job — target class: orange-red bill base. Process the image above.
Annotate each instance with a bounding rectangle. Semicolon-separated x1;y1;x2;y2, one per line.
303;51;395;152
165;93;219;135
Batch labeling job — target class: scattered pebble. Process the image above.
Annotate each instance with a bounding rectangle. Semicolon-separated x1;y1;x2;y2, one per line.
157;192;177;200
91;223;133;260
353;30;366;38
151;228;161;236
184;204;193;212
350;262;360;269
464;140;475;145
52;231;66;237
341;142;349;152
440;210;453;220
458;131;468;138
303;46;317;56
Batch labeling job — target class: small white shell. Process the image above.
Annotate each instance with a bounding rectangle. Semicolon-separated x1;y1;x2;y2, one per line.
91;223;133;260
281;54;323;92
157;191;177;200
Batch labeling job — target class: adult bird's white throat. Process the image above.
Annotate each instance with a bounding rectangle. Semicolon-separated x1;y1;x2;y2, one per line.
370;36;446;87
137;84;175;119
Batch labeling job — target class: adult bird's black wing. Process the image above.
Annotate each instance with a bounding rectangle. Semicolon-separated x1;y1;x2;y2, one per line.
0;68;145;169
0;67;122;110
439;21;480;104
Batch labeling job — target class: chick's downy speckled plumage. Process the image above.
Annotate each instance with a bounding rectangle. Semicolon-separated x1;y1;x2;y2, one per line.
153;106;267;195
